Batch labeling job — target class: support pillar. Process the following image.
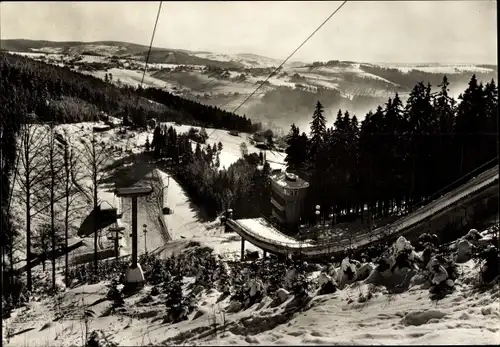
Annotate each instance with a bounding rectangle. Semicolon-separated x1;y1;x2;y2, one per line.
241;238;245;261
125;196;144;287
131;196;138;268
115;186;152;290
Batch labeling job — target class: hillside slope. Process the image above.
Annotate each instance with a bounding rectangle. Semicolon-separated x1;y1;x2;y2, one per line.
0;52;259;133
4;39;497;130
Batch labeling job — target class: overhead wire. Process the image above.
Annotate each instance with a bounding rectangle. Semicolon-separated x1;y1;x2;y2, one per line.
135;1;163;110
205;1;349;160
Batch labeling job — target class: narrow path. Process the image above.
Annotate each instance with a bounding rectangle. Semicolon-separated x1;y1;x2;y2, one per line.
156;170;209;240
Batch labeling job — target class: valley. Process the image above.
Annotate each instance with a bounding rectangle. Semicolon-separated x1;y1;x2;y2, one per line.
3;39;497;131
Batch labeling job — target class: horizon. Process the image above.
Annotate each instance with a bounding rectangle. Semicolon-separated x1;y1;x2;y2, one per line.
2;38;498;67
0;1;497;65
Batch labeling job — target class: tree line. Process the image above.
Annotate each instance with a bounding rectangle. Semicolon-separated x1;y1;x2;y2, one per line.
285;75;498;225
0;52;261;130
359;64;497;91
149;125;271;219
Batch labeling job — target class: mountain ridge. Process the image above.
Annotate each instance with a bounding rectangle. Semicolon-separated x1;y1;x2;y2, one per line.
3;38;496;131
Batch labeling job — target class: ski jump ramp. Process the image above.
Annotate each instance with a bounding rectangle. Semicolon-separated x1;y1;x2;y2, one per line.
228;165;499;261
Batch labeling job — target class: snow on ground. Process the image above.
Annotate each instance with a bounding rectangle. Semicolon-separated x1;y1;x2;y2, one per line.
79;68;175;90
155;169;260;259
161;122;286;170
4;258;499;346
191;52;283;68
156;170;207;240
55;123;278;258
4;124;499;346
379;64;496;74
8;51;50;58
266;77;297;88
235;218;314;247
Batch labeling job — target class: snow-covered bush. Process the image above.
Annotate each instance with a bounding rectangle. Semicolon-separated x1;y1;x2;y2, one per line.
390;236;419;273
164;275;194;323
418;233;440;250
463;228;482;243
356;263;374;281
337;257;358;289
364;237;420;292
456;238;474;263
290;262;311;298
472;238;500;284
317;272;337;295
106;279;124;311
427;263;455;300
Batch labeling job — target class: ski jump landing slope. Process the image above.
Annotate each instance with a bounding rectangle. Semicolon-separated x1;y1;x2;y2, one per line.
228;165;499;261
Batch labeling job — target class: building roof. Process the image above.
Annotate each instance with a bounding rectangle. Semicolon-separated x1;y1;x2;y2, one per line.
271;171;309;189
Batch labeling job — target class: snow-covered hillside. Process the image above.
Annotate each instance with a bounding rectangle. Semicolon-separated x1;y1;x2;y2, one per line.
191;51;288;68
4;40;498;141
3;120;500;347
3;231;499;346
377;63;496;74
161;122;286;170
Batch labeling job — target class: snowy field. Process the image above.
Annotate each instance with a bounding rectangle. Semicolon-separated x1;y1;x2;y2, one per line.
375;63;496;74
161;122;286;170
79;68;176;90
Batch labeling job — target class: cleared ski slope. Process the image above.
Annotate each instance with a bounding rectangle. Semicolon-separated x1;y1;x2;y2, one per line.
228;164;499;260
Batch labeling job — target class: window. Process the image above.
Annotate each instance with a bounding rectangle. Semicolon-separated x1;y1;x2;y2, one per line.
271;191;286;206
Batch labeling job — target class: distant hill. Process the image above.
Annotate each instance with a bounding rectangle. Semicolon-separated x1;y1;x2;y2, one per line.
2;39;496;131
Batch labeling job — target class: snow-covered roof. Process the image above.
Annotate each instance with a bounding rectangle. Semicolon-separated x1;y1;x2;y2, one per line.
271;171;309;189
98;191;119;211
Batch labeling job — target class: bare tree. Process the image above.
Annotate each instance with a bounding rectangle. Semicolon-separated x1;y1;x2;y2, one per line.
57;128;88;286
47;123;65;289
32;223;64;272
14;115;50;291
77;130;109;275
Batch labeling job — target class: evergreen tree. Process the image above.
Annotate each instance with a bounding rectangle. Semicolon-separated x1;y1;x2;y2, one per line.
284;124;302;172
308;101;327;172
454;75;486;175
433;76;456;189
310;101;327;142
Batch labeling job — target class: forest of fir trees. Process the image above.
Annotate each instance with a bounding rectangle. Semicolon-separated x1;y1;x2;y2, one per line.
285;75;498;225
142;74;497;232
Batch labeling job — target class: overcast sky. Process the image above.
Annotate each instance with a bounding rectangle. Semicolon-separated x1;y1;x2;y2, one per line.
1;1;497;64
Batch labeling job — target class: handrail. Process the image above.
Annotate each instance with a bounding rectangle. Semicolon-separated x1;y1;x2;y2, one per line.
229;164;499;257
